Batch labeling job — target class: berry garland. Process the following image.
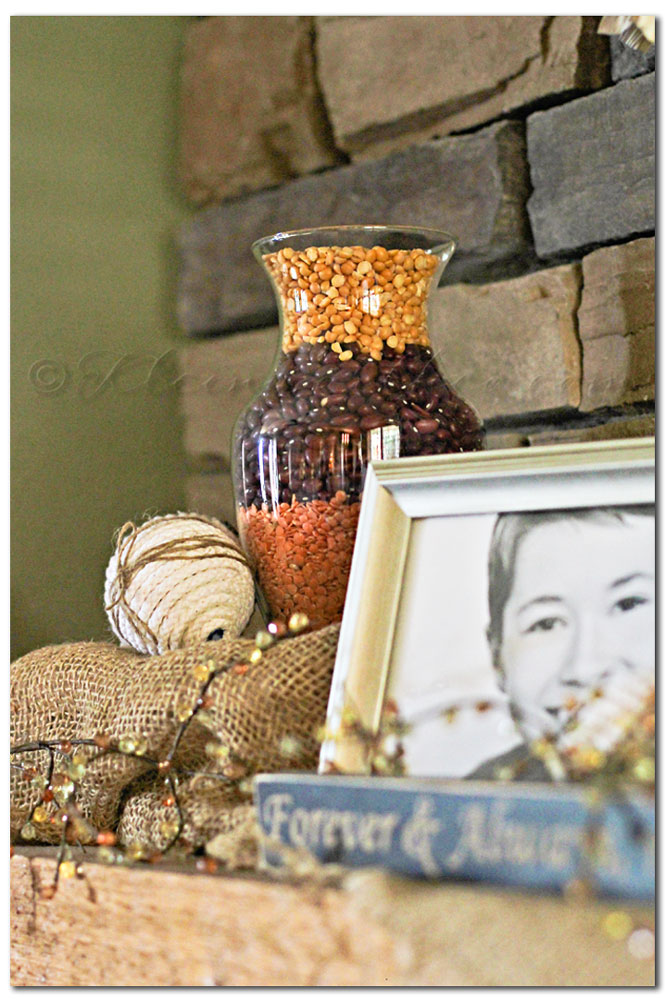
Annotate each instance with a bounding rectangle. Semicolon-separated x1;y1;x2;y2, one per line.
10;613;311;897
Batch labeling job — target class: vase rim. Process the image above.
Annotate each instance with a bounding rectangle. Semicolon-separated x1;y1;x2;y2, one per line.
252;225;457;260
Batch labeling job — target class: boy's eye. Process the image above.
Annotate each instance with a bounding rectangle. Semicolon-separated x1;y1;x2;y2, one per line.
525;616;565;634
613;595;649;614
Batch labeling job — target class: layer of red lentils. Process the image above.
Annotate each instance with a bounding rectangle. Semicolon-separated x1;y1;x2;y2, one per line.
237;492;360;630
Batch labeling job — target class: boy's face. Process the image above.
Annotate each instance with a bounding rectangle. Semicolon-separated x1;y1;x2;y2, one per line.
499;515;655;735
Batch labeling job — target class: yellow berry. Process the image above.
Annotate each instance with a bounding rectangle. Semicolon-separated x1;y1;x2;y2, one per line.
288;613;309;634
58;860;77;880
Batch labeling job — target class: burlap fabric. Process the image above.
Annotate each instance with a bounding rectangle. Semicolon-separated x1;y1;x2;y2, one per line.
10;625;339;852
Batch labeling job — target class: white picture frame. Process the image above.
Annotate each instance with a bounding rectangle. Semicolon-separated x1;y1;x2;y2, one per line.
319;438;655;778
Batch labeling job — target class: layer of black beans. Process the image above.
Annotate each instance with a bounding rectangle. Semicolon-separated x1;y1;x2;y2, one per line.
233;342;484;509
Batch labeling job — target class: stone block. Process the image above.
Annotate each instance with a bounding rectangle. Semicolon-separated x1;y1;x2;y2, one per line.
178;327;277;460
178;121;531;334
180;17;338;203
431;263;582;420
316;16;609;157
527;412;655;446
527;75;655;257
610;38;655;80
578;238;655;410
580;338;654;412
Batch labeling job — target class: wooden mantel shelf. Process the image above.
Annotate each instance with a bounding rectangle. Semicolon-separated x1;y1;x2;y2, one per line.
11;849;654;987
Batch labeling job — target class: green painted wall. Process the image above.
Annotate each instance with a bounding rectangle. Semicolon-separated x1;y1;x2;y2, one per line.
11;16;189;659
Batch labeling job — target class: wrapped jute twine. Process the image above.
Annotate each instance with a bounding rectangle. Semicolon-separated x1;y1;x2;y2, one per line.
10;624;340;854
104;513;256;655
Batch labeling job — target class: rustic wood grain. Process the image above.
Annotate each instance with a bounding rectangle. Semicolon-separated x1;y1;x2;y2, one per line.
11;851;654;987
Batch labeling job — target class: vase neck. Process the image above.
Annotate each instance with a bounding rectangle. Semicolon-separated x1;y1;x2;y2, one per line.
261;243;444;362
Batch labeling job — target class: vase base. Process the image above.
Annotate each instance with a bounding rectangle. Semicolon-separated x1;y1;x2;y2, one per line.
238;493;361;630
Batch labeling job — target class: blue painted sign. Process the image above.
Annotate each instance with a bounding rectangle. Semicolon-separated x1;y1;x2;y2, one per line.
254;774;654;900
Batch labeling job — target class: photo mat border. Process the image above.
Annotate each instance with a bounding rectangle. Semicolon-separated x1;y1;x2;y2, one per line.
319;437;655;774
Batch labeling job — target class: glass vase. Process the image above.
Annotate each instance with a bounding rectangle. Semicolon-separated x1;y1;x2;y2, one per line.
232;226;484;630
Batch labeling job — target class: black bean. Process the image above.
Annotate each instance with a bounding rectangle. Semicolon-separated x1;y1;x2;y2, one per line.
324;393;346;407
328;374;353;391
234;342;484;507
360;414;386;431
415;419;439;434
330;413;358;428
359;363;379;383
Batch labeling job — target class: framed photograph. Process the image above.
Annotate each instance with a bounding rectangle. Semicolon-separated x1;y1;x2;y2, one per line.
319;438;655;779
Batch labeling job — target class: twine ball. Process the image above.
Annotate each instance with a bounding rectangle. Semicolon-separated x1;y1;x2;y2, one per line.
104;513;255;655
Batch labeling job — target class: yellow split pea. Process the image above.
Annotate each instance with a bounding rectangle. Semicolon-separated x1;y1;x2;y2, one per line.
264;244;439;359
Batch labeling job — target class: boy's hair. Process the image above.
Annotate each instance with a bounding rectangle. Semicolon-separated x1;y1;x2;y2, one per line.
486;505;654;668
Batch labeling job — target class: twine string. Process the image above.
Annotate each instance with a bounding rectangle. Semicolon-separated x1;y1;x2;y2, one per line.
105;515;251;651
